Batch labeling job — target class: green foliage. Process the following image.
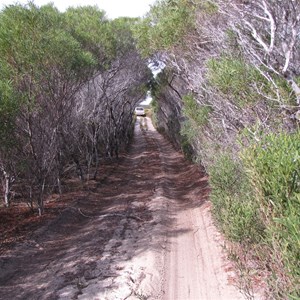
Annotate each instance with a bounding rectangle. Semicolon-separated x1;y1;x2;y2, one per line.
64;6;107;44
201;1;218;14
242;131;300;297
0;3;97;86
64;9;138;68
132;17;152;57
180;119;198;142
180;94;212;160
133;0;196;57
0;79;19;147
207;55;296;107
209;154;264;243
64;6;113;65
0;57;20;148
179;120;196;159
207;56;264;106
182;94;212;127
273;76;296;105
42;29;96;79
242;132;300;215
109;17;137;52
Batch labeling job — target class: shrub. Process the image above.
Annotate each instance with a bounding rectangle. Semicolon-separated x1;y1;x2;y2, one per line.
207;56;264;107
180;94;212;160
180;119;198;143
133;0;196;56
207;56;296;107
0;73;20;148
180;119;197;160
242;131;300;298
201;1;218;15
209;153;264;243
182;94;212;127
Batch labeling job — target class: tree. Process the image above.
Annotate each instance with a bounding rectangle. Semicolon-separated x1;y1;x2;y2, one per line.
0;4;151;213
0;62;19;207
0;3;97;213
133;0;196;57
220;0;300;105
74;17;151;178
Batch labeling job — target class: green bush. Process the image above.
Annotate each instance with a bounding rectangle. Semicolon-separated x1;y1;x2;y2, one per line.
179;119;196;160
207;56;296;107
209;154;264;243
180;94;212;160
182;94;212;127
273;76;296;106
180;118;198;142
0;65;20;147
133;0;196;56
207;56;264;107
201;1;219;14
242;131;300;298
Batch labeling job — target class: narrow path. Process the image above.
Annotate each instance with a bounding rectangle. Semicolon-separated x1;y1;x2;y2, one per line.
0;117;245;300
145;118;245;300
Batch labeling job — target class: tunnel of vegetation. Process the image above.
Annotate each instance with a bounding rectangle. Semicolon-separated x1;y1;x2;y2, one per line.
0;3;151;214
1;0;300;298
133;0;300;298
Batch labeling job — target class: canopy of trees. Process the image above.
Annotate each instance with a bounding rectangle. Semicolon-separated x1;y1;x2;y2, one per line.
0;3;151;214
1;0;299;297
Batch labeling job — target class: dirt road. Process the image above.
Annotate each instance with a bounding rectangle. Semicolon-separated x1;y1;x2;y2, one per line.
0;117;245;300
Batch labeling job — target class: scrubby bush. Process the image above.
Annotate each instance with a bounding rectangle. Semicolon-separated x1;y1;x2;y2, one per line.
182;94;212;127
134;0;300;296
207;55;296;107
133;0;196;56
207;56;265;107
242;131;300;298
180;94;212;160
209;153;264;243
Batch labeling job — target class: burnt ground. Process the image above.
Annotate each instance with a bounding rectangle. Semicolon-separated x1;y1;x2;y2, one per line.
0;117;246;300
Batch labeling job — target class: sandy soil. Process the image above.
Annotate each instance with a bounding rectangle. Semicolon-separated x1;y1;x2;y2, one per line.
0;117;246;300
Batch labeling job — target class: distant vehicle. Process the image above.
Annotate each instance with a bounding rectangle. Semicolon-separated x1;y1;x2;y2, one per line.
135;107;146;116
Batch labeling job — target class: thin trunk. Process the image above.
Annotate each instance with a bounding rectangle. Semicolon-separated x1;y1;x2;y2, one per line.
3;171;11;208
57;152;63;195
75;158;84;181
38;179;45;216
287;77;300;105
28;186;34;212
86;154;92;182
57;176;62;195
93;146;99;180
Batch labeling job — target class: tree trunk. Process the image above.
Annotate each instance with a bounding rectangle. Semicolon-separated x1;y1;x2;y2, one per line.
286;75;300;105
3;171;11;208
93;146;99;180
37;179;45;216
72;154;84;181
28;185;34;212
57;176;62;195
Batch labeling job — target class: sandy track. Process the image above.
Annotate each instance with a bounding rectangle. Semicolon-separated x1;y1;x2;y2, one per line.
146;118;245;300
0;117;245;300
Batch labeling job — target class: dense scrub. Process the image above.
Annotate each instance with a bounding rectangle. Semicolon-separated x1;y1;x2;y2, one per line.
0;3;151;214
134;0;300;298
1;0;300;297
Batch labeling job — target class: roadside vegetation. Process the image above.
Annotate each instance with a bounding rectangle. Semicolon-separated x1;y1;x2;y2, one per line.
0;3;151;215
134;0;300;298
1;0;300;298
